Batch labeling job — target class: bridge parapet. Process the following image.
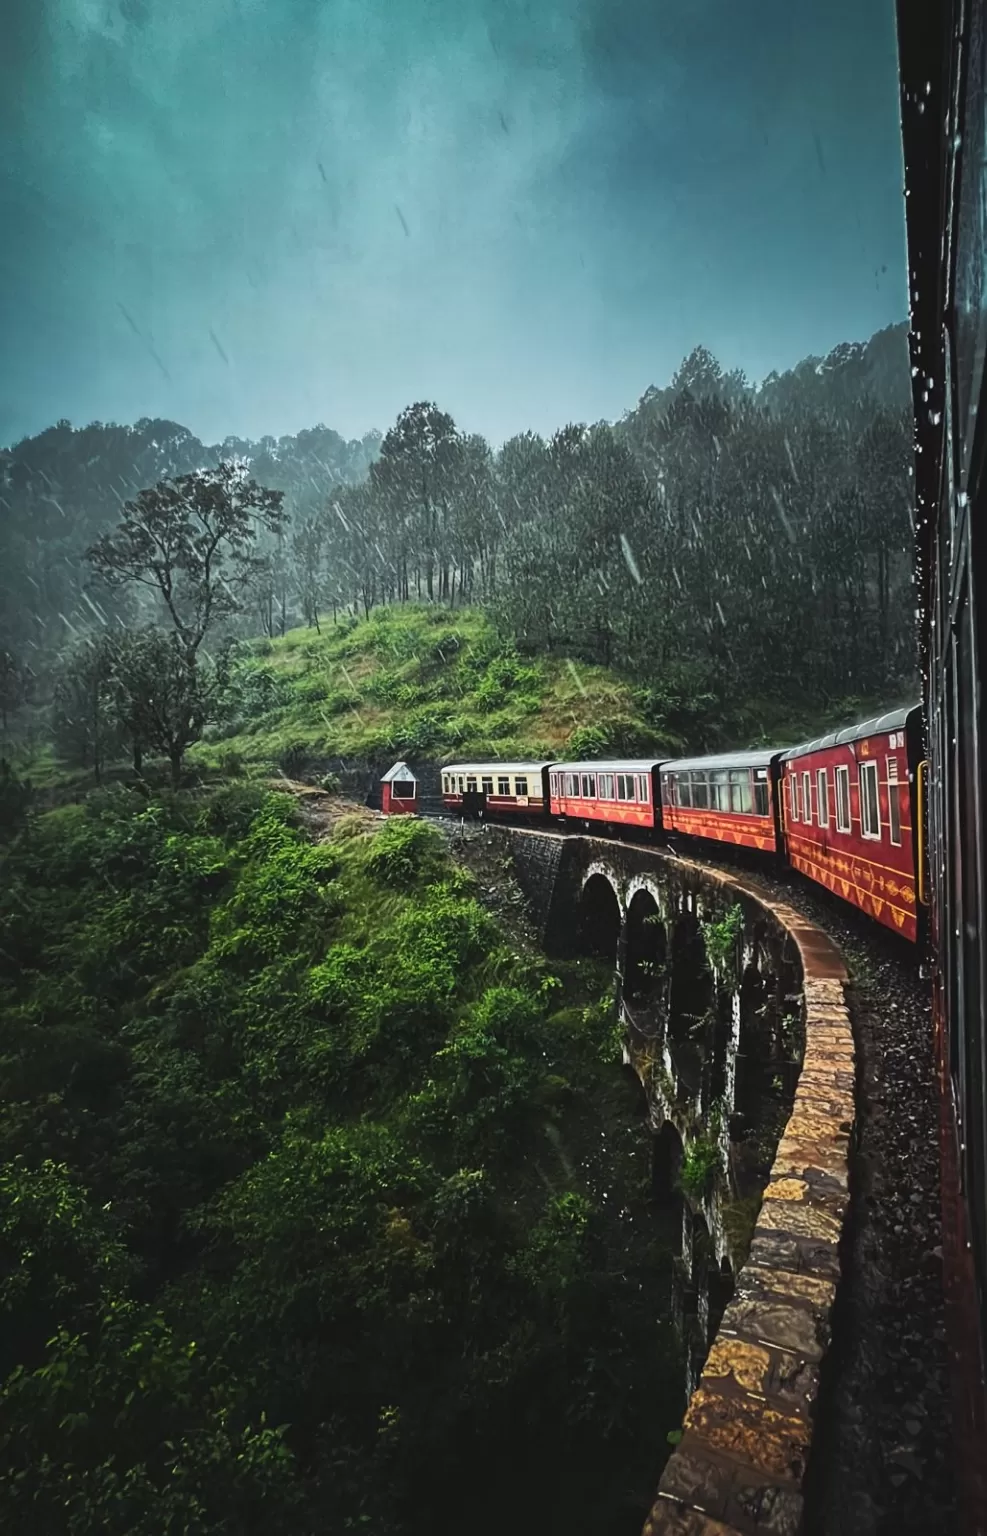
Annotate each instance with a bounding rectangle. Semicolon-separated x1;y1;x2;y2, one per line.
494;829;851;1536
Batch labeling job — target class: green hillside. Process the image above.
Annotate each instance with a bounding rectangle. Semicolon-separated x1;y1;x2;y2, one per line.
190;603;897;779
193;604;675;773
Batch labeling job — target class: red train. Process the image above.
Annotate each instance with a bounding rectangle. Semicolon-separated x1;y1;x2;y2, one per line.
898;0;987;1523
442;700;925;944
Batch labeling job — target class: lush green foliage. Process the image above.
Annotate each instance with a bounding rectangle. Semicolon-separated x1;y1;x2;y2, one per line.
700;905;745;972
0;787;681;1533
192;603;699;771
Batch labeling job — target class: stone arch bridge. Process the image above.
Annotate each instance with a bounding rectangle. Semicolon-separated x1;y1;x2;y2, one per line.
486;825;853;1536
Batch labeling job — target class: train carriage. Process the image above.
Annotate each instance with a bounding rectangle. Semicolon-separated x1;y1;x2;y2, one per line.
659;749;781;853
898;0;987;1515
780;705;923;942
549;760;663;832
441;761;552;820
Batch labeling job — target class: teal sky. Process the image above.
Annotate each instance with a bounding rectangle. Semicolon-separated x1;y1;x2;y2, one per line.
1;0;907;448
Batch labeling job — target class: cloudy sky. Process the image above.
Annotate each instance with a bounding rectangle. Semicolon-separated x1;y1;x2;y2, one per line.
2;0;906;449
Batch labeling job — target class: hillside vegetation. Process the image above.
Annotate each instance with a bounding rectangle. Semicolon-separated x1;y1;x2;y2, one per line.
190;603;898;780
0;783;681;1535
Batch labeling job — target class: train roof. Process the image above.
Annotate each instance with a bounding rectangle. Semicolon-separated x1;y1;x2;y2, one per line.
781;704;921;760
442;761;553;776
551;759;665;774
660;748;781;774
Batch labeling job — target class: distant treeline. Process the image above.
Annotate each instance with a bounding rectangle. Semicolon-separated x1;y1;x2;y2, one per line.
0;322;915;738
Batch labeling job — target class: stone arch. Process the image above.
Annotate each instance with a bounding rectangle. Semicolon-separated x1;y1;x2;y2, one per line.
668;910;713;1042
577;872;622;964
734;958;769;1130
624;888;667;1007
708;986;734;1112
652;1119;684;1204
707;1255;736;1341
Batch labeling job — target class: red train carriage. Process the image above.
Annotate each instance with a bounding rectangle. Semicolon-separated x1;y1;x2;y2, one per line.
659;750;781;853
780;706;922;942
549;760;663;832
441;761;552;819
898;0;987;1515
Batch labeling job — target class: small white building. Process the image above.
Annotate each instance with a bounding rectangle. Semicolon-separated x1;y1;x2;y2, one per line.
380;761;418;816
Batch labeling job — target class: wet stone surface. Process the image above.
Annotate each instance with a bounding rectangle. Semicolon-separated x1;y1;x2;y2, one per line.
715;861;957;1536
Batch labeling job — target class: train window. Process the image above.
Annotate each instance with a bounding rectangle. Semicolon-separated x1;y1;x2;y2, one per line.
679;776;692;808
730;769;753;814
481;777;493;794
549;774;557;796
817;769;829;827
790;772;799;821
581;774;597;798
458;776;465;793
442;776;450;793
394;781;414;799
498;776;511;796
835;766;851;831
663;776;676;806
860;761;880;839
754;775;769;817
887;758;902;846
466;776;477;792
565;773;575;796
711;770;729;812
802;772;812;825
692;773;709;809
600;773;615;800
638;776;650;803
514;777;528;797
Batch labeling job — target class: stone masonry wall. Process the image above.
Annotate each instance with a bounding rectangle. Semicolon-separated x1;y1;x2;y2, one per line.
498;829;852;1536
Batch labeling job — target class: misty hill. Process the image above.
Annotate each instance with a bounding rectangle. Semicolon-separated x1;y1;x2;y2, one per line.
619;322;910;459
0;417;380;659
1;323;913;723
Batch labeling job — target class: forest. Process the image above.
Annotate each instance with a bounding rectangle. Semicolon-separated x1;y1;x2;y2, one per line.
0;321;916;787
0;325;915;1533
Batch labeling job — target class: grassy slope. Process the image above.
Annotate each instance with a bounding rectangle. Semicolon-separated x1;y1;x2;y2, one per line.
190;603;896;776
191;604;663;771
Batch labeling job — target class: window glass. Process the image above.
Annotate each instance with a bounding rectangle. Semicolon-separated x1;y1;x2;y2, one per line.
565;773;575;796
581;773;597;798
481;776;493;794
692;773;709;809
466;776;477;791
712;770;729;812
790;772;799;821
835;766;851;832
679;776;692;808
753;778;769;817
730;768;752;814
817;769;829;827
802;771;812;825
638;776;650;803
601;773;614;800
514;777;528;797
394;780;414;798
887;758;902;846
860;761;880;838
498;776;511;796
458;776;465;793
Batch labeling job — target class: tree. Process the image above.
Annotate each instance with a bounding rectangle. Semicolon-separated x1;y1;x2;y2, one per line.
292;516;328;631
0;649;29;736
86;461;286;665
51;636;122;783
120;630;224;788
